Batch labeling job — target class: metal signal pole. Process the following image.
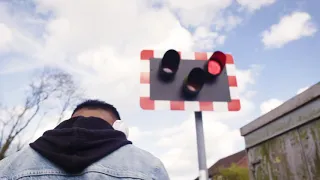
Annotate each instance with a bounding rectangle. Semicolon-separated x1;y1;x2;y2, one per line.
195;111;208;180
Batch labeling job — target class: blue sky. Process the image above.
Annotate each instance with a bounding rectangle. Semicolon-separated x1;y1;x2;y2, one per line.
0;0;319;179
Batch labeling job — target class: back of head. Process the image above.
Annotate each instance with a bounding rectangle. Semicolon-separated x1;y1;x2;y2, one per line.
71;99;128;137
72;99;121;120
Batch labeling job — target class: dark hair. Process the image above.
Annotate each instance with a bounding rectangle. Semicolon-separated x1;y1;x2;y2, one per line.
72;99;121;120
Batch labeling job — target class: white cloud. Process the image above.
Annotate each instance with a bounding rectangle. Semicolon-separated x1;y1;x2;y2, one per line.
297;86;309;94
262;12;317;48
0;3;42;55
0;23;12;50
26;0;198;108
260;98;283;115
128;126;152;142
0;5;44;74
236;64;262;93
158;0;243;36
225;15;243;31
193;26;226;50
236;0;276;11
35;1;193;60
168;0;234;27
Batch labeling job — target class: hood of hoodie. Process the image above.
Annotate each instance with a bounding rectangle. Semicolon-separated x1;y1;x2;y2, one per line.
29;116;132;173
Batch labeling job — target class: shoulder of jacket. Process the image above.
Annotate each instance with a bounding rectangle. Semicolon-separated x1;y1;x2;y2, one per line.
105;144;168;178
0;147;52;176
117;144;162;163
0;147;29;177
122;145;169;179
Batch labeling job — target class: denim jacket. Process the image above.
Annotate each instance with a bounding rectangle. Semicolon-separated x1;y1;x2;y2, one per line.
0;144;170;180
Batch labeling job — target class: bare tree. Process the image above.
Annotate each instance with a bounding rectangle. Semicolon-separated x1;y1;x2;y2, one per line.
0;68;84;160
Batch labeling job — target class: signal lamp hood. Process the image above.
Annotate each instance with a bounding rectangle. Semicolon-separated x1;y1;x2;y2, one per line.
158;49;181;81
182;68;206;98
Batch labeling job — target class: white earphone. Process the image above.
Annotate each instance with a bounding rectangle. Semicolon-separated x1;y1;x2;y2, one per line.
112;120;129;138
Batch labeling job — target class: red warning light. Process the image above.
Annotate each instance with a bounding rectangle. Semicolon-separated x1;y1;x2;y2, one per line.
208;61;221;75
204;51;226;78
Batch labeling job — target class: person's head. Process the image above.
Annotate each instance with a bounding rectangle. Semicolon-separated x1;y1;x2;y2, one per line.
71;99;121;125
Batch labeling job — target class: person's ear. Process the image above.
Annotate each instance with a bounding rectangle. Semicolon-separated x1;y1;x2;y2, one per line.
112;120;129;138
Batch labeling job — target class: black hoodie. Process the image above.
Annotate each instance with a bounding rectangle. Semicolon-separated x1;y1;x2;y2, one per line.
29;116;132;173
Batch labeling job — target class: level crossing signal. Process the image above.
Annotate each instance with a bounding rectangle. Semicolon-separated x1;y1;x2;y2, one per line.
139;49;241;112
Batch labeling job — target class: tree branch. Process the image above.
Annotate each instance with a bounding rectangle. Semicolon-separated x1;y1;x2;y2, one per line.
16;111;48;151
0;67;83;160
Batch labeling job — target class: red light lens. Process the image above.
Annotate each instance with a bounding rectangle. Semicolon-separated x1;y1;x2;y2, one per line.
208;61;221;75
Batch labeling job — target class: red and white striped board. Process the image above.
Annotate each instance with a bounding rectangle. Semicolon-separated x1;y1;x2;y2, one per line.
140;49;241;112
